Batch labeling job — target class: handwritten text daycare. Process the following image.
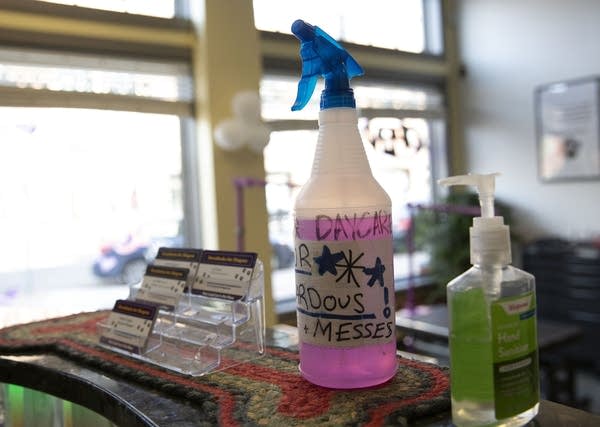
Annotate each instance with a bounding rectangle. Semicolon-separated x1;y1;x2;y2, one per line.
296;210;392;242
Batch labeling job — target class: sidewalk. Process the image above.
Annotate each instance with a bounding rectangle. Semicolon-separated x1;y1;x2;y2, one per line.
0;284;128;328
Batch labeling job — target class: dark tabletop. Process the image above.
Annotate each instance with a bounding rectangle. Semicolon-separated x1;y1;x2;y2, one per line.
0;326;598;426
395;304;582;351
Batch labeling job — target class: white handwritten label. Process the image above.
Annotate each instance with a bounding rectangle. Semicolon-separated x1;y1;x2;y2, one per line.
295;233;395;348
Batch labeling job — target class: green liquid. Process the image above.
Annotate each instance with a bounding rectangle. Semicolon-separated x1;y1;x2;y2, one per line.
449;287;494;404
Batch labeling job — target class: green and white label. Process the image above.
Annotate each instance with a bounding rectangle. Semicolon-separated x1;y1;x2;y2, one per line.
491;292;539;419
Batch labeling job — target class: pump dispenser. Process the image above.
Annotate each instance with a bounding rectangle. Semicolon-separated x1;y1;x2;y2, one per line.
291;20;397;389
439;174;539;427
439;173;511;267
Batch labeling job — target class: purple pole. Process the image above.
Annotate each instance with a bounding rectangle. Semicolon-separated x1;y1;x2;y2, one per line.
235;181;245;251
406;204;416;315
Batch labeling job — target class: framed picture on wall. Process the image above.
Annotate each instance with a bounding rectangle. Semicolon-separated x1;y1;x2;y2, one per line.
534;77;600;182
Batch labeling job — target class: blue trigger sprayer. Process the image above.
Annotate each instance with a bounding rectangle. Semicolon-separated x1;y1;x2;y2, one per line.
291;20;398;389
291;19;363;111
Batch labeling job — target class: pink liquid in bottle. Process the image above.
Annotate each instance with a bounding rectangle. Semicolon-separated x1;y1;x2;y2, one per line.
294;211;398;389
300;341;398;389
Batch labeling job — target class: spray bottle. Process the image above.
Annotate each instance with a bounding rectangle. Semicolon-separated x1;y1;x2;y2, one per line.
439;173;539;426
290;20;397;388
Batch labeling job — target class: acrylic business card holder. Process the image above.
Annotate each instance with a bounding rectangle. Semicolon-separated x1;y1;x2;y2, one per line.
98;259;265;377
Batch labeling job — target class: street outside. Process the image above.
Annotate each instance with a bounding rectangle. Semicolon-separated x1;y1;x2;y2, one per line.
0;262;129;328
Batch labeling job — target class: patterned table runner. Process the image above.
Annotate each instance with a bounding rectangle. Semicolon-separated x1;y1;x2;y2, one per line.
0;311;450;426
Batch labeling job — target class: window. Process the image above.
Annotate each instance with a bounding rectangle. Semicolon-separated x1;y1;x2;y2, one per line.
0;47;193;108
254;0;443;54
0;1;195;326
255;0;449;309
37;0;177;18
0;107;183;280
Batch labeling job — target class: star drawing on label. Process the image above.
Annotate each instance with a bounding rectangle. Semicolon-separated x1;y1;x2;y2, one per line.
335;249;365;287
313;245;344;276
363;257;385;287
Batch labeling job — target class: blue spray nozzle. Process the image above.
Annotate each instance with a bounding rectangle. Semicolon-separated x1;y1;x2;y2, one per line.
291;19;363;111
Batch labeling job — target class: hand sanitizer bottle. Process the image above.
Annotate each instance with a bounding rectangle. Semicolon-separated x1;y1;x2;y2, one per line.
290;20;397;388
439;173;539;426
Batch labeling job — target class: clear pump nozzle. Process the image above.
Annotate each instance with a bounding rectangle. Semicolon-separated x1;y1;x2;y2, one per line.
438;173;499;218
438;173;511;266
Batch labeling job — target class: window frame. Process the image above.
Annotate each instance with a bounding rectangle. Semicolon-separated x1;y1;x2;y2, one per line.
0;0;201;246
0;0;193;61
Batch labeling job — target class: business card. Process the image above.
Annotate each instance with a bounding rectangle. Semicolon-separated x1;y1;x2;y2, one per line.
99;299;158;353
153;247;203;289
193;250;257;300
135;265;189;310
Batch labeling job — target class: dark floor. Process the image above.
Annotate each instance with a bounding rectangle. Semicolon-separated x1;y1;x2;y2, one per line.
574;371;600;414
398;335;600;415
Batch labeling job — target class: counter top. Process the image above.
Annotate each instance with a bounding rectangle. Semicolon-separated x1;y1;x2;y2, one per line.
0;314;598;426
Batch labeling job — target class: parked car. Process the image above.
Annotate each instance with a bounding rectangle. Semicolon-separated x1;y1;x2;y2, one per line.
92;234;183;284
93;231;298;283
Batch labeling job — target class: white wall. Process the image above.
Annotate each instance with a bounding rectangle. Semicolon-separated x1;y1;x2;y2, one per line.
457;0;600;240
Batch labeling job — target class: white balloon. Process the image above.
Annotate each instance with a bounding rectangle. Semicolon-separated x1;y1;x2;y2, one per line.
213;90;271;152
247;124;272;153
232;91;262;123
214;119;246;151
